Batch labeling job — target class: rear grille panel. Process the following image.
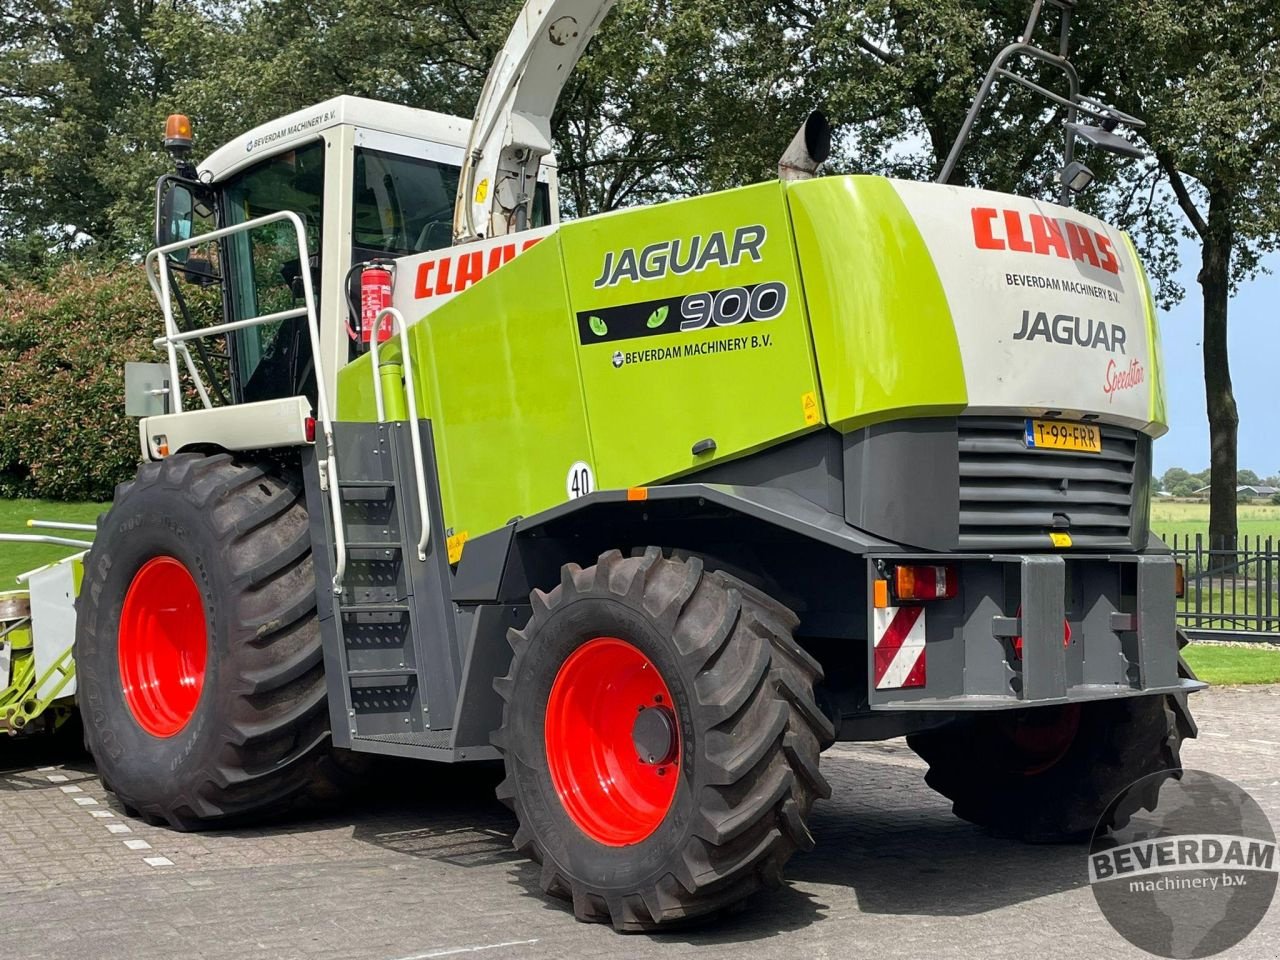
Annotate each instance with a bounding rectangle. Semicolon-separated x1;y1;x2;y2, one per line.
958;417;1142;550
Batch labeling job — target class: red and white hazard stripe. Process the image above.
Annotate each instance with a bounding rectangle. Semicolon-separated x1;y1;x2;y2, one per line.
873;606;926;690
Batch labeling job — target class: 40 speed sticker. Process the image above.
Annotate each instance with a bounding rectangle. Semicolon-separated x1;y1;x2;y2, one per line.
576;282;787;346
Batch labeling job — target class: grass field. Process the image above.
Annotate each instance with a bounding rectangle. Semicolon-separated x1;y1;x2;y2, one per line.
1183;644;1280;685
0;499;105;586
1152;501;1280;545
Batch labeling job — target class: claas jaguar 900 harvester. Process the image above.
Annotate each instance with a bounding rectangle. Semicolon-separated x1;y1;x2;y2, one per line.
6;0;1203;930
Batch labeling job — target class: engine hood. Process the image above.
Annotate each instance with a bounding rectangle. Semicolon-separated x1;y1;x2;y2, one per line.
786;176;1167;436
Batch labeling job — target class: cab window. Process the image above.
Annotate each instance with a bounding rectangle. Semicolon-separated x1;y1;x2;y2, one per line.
351;147;552;259
222;140;325;404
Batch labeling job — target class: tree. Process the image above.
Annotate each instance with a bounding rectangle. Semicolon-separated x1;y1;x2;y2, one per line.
1088;0;1280;547
1161;467;1191;491
1237;469;1262;487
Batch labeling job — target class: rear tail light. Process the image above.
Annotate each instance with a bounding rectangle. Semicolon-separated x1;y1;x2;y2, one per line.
893;564;957;601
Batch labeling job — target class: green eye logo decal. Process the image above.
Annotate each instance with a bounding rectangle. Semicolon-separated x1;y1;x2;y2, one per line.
589;316;608;337
647;306;669;329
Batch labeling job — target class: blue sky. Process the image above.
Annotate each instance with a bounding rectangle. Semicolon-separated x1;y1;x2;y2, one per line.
1154;244;1278;477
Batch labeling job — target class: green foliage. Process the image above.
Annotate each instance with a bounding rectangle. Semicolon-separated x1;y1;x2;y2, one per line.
0;262;158;500
1272;493;1280;506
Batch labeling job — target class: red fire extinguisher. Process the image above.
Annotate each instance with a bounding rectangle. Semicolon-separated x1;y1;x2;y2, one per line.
359;261;395;344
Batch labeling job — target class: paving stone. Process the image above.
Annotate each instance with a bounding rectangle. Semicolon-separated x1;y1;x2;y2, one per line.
0;685;1275;959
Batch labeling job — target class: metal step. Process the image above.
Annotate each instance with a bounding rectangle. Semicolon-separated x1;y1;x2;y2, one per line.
339;602;410;615
347;667;417;679
340;479;396;488
346;540;403;550
358;730;454;749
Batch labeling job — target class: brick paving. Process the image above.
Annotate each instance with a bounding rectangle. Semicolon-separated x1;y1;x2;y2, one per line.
1;685;1276;960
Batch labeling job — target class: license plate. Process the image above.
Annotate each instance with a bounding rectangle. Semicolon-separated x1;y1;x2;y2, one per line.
1024;418;1102;453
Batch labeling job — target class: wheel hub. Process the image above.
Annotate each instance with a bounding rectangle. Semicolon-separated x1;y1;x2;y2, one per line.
633;705;678;766
544;637;680;847
117;556;208;738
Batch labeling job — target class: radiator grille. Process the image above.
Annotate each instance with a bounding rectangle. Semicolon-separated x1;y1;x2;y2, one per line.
957;418;1138;550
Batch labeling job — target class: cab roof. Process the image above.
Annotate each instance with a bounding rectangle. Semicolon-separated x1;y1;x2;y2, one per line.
198;95;473;183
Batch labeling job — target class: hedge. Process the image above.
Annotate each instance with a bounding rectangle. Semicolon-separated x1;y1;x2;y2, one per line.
0;261;164;501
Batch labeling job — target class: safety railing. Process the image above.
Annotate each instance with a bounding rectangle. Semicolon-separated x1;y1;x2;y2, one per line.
143;211;349;593
1161;533;1280;641
369;307;432;562
0;520;95;585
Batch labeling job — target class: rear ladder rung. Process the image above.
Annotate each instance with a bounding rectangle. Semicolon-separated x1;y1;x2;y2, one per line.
339;603;410;614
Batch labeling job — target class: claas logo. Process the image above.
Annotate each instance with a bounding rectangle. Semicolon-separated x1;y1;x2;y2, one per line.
971;207;1120;275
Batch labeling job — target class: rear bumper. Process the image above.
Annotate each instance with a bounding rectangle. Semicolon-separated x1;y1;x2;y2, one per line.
866;552;1205;711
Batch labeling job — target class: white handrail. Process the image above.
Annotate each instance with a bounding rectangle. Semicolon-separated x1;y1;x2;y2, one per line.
0;534;94;549
369;308;432;562
25;520;97;533
143;209;348;595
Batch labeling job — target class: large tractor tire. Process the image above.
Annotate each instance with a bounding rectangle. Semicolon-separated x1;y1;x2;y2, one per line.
907;687;1196;842
76;452;345;829
493;548;834;931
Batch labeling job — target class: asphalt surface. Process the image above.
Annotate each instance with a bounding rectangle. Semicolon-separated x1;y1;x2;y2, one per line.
2;685;1277;960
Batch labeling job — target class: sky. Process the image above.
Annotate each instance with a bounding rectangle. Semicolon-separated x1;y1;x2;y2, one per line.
1153;245;1278;478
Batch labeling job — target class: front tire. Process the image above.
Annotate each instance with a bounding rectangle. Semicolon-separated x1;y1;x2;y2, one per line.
493;548;834;930
76;453;343;829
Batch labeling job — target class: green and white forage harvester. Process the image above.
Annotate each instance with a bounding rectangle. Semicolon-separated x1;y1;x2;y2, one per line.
14;0;1205;929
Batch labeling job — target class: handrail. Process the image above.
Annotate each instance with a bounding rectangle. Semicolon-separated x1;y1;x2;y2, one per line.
369;307;432;562
143;209;348;595
0;534;94;549
26;519;97;533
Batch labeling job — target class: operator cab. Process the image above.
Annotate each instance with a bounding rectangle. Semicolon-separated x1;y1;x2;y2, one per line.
154;96;558;411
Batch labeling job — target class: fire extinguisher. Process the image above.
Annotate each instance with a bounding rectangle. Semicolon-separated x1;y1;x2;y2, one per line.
358;260;395;345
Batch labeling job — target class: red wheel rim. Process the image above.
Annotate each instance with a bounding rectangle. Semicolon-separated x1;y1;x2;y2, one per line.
1001;704;1082;776
117;556;208;738
544;637;680;846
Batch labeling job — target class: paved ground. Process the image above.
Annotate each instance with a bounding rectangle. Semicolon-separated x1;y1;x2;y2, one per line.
2;686;1277;960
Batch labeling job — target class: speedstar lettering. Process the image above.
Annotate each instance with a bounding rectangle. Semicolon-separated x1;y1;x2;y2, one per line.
592;226;766;289
1013;310;1127;353
973;207;1120;275
1104;358;1145;402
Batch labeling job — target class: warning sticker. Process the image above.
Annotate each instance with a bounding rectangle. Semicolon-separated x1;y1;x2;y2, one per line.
802;391;820;425
447;530;469;564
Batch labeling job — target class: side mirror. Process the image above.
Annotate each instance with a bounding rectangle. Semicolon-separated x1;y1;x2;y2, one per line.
156;178;198;262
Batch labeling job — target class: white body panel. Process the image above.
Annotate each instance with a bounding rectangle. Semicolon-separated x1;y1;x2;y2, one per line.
891;180;1158;431
27;562;77;700
140;397;312;460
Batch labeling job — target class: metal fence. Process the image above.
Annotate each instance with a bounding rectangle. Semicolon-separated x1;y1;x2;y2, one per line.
1160;533;1280;641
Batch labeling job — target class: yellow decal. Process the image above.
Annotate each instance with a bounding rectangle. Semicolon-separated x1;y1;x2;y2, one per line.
801;390;820;426
1050;532;1073;548
475;178;490;204
447;530;470;564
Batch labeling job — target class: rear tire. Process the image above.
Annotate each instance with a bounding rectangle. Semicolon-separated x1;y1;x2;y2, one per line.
907;690;1195;842
76;452;345;829
493;548;834;930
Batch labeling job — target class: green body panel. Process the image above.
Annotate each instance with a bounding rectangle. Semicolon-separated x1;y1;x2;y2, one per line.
560;182;822;488
331;174;1170;548
405;234;595;541
1121;231;1169;430
786;177;968;431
